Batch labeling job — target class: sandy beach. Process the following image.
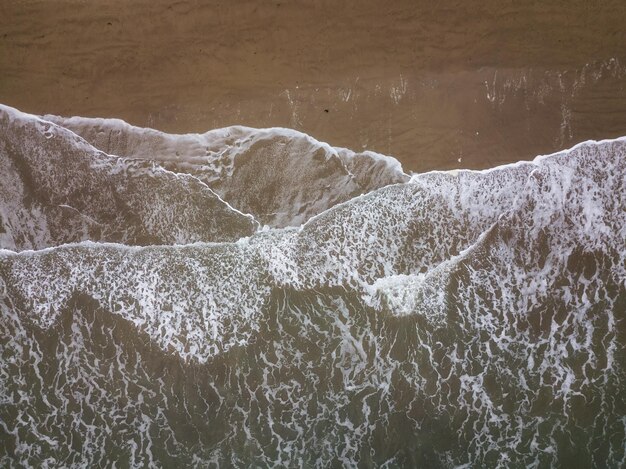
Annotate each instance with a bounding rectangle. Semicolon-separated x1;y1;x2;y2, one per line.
1;0;626;171
3;3;626;467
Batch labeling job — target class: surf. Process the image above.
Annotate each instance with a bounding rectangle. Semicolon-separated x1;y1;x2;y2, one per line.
1;103;625;467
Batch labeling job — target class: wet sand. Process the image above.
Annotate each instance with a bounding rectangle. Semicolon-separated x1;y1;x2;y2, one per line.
1;0;626;171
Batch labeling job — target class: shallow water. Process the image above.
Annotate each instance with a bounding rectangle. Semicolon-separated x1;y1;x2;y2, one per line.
1;105;625;467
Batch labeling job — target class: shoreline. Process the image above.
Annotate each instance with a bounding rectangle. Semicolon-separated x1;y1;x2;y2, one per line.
2;1;626;172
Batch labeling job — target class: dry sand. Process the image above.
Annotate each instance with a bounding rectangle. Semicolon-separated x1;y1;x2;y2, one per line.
1;0;626;171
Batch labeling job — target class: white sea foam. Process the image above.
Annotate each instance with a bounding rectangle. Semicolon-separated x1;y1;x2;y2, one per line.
44;112;409;228
1;106;626;467
3;132;624;364
0;105;257;251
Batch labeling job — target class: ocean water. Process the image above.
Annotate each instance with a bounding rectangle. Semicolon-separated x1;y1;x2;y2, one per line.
0;104;625;467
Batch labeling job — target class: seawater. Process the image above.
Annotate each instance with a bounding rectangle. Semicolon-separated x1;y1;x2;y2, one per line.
0;105;625;467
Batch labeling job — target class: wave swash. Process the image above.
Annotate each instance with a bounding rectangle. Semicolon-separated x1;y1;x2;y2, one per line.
0;104;625;467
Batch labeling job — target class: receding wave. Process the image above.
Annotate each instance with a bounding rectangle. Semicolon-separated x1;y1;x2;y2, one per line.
1;104;625;467
0;105;257;250
44;113;408;228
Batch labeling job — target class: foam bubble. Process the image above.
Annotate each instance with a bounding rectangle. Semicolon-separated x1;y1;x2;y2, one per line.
1;125;626;466
0;105;258;251
44;113;409;228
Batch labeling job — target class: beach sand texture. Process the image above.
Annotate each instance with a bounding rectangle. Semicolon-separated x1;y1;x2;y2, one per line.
1;0;626;170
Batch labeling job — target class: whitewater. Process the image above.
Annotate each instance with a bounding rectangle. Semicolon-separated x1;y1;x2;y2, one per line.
0;103;625;467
